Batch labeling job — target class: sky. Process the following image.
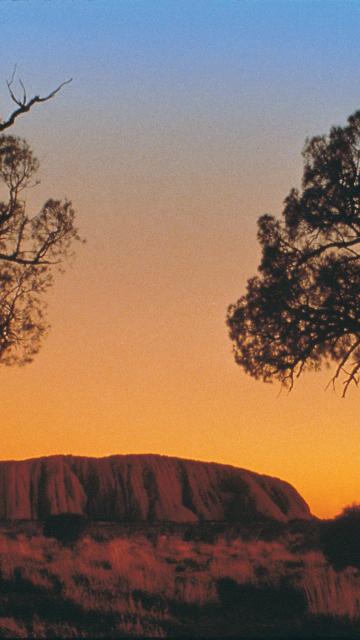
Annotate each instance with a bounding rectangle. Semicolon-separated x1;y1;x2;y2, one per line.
1;0;360;518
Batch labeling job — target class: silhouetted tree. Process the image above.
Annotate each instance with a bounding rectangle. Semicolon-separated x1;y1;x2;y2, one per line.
227;110;360;395
0;71;81;366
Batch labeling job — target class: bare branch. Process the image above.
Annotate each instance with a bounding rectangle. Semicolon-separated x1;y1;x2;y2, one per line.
18;78;27;106
300;235;360;263
326;337;360;392
34;79;73;103
0;250;59;266
0;75;72;132
343;360;360;397
13;216;28;258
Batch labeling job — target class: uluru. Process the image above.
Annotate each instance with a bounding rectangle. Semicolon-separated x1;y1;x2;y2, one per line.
0;454;311;522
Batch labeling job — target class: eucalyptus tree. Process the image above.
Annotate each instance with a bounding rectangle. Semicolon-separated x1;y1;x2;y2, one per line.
227;110;360;395
0;71;81;366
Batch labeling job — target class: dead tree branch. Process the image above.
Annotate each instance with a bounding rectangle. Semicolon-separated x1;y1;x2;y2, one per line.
0;70;72;132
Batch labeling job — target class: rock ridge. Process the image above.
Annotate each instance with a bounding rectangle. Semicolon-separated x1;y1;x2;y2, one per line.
0;453;311;522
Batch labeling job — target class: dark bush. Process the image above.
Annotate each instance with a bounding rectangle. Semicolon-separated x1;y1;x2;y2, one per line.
216;577;307;620
320;505;360;570
43;513;88;544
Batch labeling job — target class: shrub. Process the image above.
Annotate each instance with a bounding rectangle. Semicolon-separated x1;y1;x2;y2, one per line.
216;577;307;620
320;505;360;570
43;513;88;545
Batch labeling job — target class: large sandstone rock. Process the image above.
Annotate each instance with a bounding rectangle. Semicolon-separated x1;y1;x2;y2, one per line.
0;454;311;522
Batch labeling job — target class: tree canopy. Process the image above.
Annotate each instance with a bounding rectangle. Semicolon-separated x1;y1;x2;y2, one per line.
0;73;80;366
227;110;360;396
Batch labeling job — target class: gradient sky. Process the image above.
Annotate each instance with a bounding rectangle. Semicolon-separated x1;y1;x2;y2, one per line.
1;0;360;518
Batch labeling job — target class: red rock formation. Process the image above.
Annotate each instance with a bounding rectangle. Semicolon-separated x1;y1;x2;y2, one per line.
0;454;311;521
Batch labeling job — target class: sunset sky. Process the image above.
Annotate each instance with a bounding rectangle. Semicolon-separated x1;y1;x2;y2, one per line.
1;0;360;518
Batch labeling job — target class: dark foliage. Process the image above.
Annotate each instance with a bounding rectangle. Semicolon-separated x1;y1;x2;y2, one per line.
0;572;119;637
286;518;321;553
320;505;360;570
216;577;307;619
227;110;360;394
43;513;88;544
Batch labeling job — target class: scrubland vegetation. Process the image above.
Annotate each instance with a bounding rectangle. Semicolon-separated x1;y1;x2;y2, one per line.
0;520;359;638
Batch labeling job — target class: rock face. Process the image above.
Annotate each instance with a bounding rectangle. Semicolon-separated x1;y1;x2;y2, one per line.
0;454;311;522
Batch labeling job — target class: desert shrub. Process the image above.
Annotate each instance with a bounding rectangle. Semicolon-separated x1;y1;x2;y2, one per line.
3;524;360;637
255;519;286;541
181;523;222;544
43;514;88;545
0;616;28;638
320;506;360;570
216;577;307;620
287;519;321;553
